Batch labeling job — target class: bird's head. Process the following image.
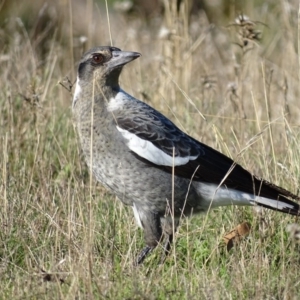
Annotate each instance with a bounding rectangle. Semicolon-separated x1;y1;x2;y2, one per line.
77;46;141;89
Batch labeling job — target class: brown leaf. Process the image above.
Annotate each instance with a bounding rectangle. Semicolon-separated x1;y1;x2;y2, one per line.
223;222;251;251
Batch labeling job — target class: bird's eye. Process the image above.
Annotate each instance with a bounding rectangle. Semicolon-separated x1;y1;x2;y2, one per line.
92;54;104;64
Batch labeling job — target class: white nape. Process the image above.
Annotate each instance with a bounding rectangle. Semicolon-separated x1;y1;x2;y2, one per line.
117;126;198;166
72;77;82;107
107;96;124;112
107;89;135;112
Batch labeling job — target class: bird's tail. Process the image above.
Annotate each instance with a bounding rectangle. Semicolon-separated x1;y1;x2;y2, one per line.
247;176;300;216
198;182;300;216
252;194;300;216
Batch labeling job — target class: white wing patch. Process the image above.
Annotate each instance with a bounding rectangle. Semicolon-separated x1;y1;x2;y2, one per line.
72;77;82;108
117;126;198;166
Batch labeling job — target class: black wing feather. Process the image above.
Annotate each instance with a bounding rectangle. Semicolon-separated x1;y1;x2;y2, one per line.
116;100;299;204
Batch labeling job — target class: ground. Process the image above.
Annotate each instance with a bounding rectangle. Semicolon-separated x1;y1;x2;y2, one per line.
1;0;300;299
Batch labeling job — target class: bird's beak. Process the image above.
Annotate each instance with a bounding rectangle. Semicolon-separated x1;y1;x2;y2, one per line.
109;50;141;69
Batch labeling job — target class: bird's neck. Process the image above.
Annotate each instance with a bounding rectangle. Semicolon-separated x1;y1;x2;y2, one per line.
72;78;120;121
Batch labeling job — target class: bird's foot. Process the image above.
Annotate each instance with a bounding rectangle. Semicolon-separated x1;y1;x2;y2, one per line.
136;246;153;265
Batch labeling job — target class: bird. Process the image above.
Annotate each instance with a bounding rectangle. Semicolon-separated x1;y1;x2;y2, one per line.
72;46;300;264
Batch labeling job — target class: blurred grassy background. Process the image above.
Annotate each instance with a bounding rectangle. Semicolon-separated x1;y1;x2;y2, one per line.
1;0;300;299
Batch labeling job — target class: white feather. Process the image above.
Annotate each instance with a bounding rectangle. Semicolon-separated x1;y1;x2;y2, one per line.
107;89;135;112
72;77;82;107
117;126;198;166
107;95;124;111
132;203;143;228
197;183;295;211
252;195;295;210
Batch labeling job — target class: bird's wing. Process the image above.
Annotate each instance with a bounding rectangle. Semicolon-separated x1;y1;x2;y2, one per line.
116;108;203;167
115;101;299;202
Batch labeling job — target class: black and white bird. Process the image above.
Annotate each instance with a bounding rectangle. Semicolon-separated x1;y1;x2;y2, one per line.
72;46;300;264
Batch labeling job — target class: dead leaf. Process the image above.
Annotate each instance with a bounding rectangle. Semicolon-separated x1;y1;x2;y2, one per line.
223;222;251;251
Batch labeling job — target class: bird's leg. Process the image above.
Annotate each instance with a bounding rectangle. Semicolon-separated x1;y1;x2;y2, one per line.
160;233;174;264
134;208;162;265
136;246;154;265
160;217;179;263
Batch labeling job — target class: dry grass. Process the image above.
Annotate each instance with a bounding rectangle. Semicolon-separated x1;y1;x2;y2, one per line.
1;0;300;298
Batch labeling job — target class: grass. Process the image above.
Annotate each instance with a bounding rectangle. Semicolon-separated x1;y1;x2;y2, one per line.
1;0;300;298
